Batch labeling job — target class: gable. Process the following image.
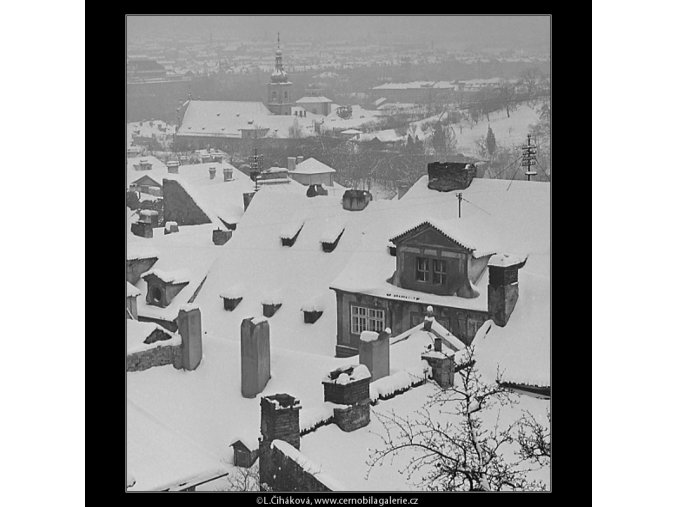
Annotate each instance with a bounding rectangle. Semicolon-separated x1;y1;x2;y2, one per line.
393;224;472;254
131;175;162;188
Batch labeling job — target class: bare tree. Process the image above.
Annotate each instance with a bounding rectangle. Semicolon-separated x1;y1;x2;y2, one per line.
219;463;260;491
367;347;548;491
517;411;551;466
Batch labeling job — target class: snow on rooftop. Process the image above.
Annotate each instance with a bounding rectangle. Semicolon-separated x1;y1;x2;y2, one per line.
290;157;337;175
359;331;380;343
330;177;549;315
194;188;388;356
141;268;191;285
128;223;222;323
127;281;142;298
296;96;333;103
127;155;168;187
272;440;346;490
473;270;550;387
126;320;180;354
488;252;527;267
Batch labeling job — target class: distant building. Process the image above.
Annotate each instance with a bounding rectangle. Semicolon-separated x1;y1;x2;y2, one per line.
295;96;332;116
288;157;336;187
267;34;293;116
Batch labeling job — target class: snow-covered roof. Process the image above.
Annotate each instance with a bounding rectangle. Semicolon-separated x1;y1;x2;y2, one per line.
290;157;337;175
296;96;333;104
176;100;324;140
177;100;272;138
128;223;223;323
355;129;404;144
472;269;550;388
389;218;498;258
161;162;257;226
330;177;550;314
194;186;387;356
127;282;142;298
127;155;168;187
126;320;179;354
142;268;191;285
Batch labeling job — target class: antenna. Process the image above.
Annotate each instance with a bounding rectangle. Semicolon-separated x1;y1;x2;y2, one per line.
456;192;463;218
521;134;538;181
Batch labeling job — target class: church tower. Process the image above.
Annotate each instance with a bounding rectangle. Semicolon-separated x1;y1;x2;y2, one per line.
267;33;293;115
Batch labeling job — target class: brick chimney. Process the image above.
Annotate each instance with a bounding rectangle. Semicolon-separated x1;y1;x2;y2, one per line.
287;156;297;172
260;394;301;449
358;329;390;382
241;317;271;398
223;167;233;181
209;166;216;180
322;365;371;432
259;393;302;488
487;254;526;327
176;305;203;370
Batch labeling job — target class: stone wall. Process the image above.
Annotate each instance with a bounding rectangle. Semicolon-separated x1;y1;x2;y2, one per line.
261;443;333;492
126;343;182;372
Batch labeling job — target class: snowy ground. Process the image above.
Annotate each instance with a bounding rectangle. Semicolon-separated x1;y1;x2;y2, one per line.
450;103;542;156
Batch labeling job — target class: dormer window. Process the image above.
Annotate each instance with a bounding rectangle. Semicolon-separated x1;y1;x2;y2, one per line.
150;286;162;305
141;269;190;308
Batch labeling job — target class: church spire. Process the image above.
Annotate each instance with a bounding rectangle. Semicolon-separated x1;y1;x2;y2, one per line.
271;33;287;83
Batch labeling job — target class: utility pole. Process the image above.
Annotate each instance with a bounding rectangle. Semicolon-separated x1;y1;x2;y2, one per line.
521;134;538;181
456;192;463;218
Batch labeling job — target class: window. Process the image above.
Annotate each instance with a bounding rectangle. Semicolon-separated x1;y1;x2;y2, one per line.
416;257;429;282
433;259;447;285
284;91;288;99
351;305;385;334
150;286;162;305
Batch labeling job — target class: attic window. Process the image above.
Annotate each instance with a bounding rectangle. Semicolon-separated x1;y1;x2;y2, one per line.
150;286;162;305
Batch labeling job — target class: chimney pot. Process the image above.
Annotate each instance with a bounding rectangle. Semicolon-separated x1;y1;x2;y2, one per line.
209;166;216;179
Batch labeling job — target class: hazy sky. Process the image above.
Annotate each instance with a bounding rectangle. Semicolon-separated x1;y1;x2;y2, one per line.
127;15;550;51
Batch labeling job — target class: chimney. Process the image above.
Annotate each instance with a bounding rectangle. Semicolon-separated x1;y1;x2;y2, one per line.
209;166;216;179
287;156;296;172
130;221;153;238
241;317;271;398
167;160;180;174
259;393;302;489
176;305;203;370
223;167;233;181
260;393;301;448
164;221;179;235
322;365;371;432
342;189;372;211
296;156;304;164
487;254;526;327
358;329;390;382
138;209;159;227
427;162;476;192
433;337;442;352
